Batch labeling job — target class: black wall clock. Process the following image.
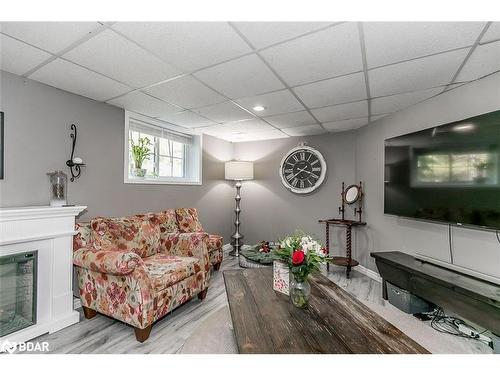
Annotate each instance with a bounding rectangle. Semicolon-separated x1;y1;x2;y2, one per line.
279;144;327;194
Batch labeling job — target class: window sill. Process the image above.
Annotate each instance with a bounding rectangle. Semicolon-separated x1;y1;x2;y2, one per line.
124;177;202;185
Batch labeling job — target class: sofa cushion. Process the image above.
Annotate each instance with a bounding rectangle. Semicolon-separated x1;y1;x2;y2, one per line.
91;216;160;258
142;254;201;292
175;208;204;233
207;234;223;253
151;209;179;235
74;222;91;252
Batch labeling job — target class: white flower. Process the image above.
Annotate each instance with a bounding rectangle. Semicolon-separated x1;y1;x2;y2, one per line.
314;243;324;257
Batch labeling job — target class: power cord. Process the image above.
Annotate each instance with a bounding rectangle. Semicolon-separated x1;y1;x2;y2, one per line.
422;308;491;346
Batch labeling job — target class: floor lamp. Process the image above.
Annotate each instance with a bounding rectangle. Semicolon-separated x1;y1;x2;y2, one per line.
225;161;254;257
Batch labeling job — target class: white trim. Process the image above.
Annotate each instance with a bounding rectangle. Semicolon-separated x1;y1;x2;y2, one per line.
124;178;202;186
0;206;87;222
279;145;327;194
356;264;383;283
0;231;77;246
123;111;203;185
415;253;500;286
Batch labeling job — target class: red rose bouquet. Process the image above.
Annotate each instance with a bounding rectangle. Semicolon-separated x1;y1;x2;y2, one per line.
273;232;330;308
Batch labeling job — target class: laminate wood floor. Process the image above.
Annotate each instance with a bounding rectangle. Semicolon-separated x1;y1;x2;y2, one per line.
24;256;493;354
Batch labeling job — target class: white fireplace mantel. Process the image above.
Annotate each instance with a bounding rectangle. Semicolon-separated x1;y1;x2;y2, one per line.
0;205;86;349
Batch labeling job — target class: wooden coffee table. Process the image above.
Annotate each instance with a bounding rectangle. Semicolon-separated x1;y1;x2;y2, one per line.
223;268;429;354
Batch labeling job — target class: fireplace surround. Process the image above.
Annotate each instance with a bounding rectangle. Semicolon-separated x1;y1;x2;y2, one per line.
0;205;86;349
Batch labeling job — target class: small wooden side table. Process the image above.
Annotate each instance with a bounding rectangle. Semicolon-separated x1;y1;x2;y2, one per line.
318;218;366;278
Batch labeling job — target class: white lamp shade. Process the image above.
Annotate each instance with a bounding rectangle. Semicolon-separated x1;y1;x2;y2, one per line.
225;161;254;180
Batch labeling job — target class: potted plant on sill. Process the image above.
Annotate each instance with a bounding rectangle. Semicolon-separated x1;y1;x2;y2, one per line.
130;137;152;178
273;232;330;308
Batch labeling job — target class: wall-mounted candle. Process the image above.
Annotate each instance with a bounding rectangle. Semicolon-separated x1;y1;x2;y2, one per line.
73;157;83;164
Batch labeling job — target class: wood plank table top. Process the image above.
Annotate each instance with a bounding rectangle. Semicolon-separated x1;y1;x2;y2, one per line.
223;268;429;354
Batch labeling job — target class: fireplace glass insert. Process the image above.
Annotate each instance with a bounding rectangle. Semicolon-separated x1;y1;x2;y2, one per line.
0;251;37;337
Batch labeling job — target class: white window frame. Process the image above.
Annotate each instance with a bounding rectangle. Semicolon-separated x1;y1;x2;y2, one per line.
124;111;203;185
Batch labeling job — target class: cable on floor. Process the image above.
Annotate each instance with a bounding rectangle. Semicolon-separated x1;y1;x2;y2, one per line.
421;308;490;345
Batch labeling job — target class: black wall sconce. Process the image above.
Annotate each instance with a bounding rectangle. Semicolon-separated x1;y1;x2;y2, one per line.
66;124;85;182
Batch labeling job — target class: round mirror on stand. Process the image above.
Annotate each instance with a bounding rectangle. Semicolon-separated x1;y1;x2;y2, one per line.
338;181;364;222
343;184;362;205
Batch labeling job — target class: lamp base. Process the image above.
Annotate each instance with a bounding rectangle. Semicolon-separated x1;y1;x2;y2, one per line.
230;181;243;257
230;233;243;257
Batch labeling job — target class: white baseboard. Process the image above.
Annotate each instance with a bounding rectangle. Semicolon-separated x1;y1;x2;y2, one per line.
356;264;382;283
73;298;81;310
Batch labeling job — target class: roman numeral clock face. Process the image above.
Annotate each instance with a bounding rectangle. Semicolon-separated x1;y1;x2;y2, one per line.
280;146;327;194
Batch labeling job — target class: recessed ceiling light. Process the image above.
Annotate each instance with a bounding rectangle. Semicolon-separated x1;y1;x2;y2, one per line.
453;123;475;132
252;105;266;112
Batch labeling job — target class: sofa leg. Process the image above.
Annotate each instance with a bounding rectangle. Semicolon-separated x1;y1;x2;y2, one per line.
134;325;153;343
82;306;97;319
198;288;208;301
213;262;221;271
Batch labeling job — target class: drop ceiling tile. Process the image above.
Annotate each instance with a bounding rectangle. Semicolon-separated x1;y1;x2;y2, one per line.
282;124;325;136
230;130;288;142
371;87;442;115
112;22;252;72
233;22;333;49
207;129;288;143
323;117;368;132
0;22;101;53
311;101;368;123
481;22;500;44
370;114;389;122
264;110;316;129
369;48;469;97
443;82;468;92
261;22;363;86
194;54;284;99
29;58;130;101
192;101;253;123
158;110;217;128
0;34;51;75
223;119;276;133
235;89;304;116
198;124;226;136
364;22;485;68
201;121;287;142
107;91;181;118
293;72;367;108
456;41;500;82
145;76;226;109
63;29;180;88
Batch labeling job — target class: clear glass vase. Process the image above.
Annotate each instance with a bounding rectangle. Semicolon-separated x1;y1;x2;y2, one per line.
290;275;311;308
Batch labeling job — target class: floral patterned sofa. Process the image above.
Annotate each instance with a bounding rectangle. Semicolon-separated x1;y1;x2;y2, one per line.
72;208;223;342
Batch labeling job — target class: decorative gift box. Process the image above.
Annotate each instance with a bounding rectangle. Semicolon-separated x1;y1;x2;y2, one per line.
273;260;290;295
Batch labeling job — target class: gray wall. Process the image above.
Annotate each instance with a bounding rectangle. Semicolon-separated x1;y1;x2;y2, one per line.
355;72;500;277
233;132;357;254
2;67;500;279
231;72;500;279
0;71;235;240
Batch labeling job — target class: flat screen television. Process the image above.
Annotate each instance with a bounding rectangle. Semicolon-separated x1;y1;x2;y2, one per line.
384;109;500;231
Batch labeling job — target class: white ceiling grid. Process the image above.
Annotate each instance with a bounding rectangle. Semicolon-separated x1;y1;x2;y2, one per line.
0;21;497;142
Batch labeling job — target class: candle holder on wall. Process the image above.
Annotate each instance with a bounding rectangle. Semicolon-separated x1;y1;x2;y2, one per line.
66;124;85;182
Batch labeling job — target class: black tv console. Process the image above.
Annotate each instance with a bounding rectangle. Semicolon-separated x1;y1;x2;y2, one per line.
371;251;500;335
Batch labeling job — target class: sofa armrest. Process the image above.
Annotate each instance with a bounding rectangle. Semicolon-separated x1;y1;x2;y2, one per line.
161;232;210;270
73;246;143;276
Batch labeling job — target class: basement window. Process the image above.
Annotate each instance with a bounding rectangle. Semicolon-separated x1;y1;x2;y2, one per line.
124;111;202;185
